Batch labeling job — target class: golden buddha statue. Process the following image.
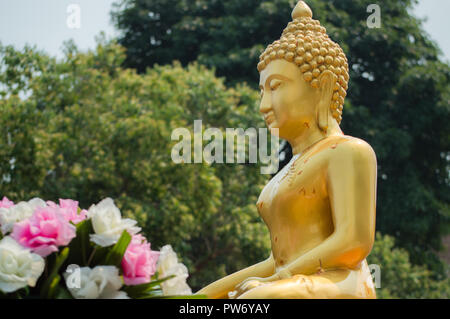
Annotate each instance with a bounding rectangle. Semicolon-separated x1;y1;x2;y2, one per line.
197;0;377;299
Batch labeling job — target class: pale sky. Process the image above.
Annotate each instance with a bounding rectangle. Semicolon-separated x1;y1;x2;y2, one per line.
0;0;449;62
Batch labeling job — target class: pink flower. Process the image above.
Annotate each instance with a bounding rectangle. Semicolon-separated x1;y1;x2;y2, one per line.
122;235;160;286
0;197;14;209
11;205;76;257
47;199;87;224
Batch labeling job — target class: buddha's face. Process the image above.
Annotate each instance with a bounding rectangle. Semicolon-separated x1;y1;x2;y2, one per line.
259;59;320;140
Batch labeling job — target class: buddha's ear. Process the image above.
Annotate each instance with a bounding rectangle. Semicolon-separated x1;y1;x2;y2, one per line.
317;71;336;132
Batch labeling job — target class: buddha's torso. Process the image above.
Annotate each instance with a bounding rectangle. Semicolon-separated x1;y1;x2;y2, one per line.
252;134;377;299
257;135;354;271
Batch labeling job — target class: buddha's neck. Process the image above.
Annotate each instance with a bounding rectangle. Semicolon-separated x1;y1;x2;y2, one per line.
290;122;343;156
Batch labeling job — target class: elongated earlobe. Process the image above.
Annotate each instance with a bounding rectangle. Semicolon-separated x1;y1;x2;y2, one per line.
317;71;335;132
318;97;329;132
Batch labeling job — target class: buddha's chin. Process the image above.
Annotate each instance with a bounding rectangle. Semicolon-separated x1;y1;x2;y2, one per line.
265;120;281;136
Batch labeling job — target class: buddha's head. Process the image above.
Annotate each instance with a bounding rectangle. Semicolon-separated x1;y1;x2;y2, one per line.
258;1;349;139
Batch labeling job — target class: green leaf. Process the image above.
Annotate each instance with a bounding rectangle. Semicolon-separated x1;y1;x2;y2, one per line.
135;291;164;299
102;230;132;267
54;286;73;299
123;275;175;298
40;247;69;299
67;219;94;266
47;275;61;299
89;246;109;266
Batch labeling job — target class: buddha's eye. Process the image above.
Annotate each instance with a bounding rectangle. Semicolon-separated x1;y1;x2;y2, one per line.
270;80;283;91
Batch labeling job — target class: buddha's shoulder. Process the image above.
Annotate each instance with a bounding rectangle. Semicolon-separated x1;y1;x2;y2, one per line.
316;135;377;163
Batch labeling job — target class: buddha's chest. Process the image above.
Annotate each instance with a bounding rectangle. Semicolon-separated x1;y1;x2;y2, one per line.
256;153;328;225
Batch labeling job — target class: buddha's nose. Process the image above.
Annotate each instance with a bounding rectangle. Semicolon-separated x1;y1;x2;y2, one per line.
259;93;271;114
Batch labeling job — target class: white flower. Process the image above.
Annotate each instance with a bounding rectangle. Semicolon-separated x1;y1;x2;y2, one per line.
63;265;129;299
0;198;46;235
87;198;140;247
157;245;192;296
0;236;45;293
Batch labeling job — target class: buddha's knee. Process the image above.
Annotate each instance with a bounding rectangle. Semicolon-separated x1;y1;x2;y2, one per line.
238;270;375;299
237;275;326;299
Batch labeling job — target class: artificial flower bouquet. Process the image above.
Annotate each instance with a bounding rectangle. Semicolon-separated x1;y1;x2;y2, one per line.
0;196;197;299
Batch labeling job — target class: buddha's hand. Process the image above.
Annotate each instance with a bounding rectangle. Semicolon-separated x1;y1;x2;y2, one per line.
230;277;272;298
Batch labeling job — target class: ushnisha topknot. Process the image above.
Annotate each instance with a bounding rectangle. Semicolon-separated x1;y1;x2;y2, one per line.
258;1;349;124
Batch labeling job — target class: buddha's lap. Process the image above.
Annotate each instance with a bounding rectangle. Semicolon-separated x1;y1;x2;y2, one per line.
238;266;376;299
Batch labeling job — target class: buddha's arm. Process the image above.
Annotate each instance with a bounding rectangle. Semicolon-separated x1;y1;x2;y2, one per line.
277;141;377;278
196;253;275;299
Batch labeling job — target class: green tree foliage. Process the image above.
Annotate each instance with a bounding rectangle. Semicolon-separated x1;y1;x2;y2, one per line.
112;0;450;275
368;233;450;298
0;40;271;291
111;0;296;86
